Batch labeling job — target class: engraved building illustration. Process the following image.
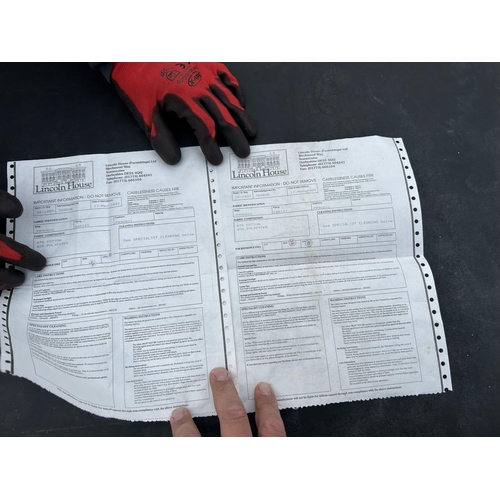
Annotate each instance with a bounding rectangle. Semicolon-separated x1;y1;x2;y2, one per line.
41;165;87;187
236;152;281;173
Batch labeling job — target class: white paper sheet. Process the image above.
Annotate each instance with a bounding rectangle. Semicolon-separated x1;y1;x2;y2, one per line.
1;136;452;420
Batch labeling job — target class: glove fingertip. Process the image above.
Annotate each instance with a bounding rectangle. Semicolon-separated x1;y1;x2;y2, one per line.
0;268;25;289
10;198;24;218
0;190;23;218
151;135;182;165
30;253;47;271
151;107;183;165
233;141;251;159
206;150;224;166
195;131;223;165
16;244;47;271
159;148;182;166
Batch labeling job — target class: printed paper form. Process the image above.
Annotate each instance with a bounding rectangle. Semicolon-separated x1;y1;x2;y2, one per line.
213;136;450;411
2;136;451;420
6;147;225;420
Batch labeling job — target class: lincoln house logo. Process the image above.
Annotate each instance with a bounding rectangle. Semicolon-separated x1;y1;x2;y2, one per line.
33;161;94;194
230;150;289;180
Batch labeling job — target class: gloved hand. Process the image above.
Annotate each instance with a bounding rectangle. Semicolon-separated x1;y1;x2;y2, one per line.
111;62;256;166
0;189;46;290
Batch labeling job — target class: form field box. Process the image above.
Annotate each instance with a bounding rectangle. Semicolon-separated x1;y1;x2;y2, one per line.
119;222;196;249
234;215;309;242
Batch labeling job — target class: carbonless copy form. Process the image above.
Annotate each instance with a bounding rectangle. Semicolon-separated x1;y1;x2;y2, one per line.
212;136;451;411
1;136;451;421
1;147;226;420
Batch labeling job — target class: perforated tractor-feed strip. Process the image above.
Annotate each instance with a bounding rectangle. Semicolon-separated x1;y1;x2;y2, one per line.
207;164;238;376
393;138;452;392
1;162;17;374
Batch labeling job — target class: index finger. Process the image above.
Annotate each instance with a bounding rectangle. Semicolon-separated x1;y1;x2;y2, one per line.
210;367;252;437
170;407;201;437
254;383;286;437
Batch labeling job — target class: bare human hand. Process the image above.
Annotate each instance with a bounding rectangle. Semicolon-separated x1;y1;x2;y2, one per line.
170;367;286;437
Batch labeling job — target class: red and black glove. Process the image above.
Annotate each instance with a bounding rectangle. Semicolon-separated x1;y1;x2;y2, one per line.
111;62;257;166
0;190;46;290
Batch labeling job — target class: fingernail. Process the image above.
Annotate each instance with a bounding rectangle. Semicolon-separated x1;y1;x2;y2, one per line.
257;382;272;395
212;367;229;381
171;408;187;421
